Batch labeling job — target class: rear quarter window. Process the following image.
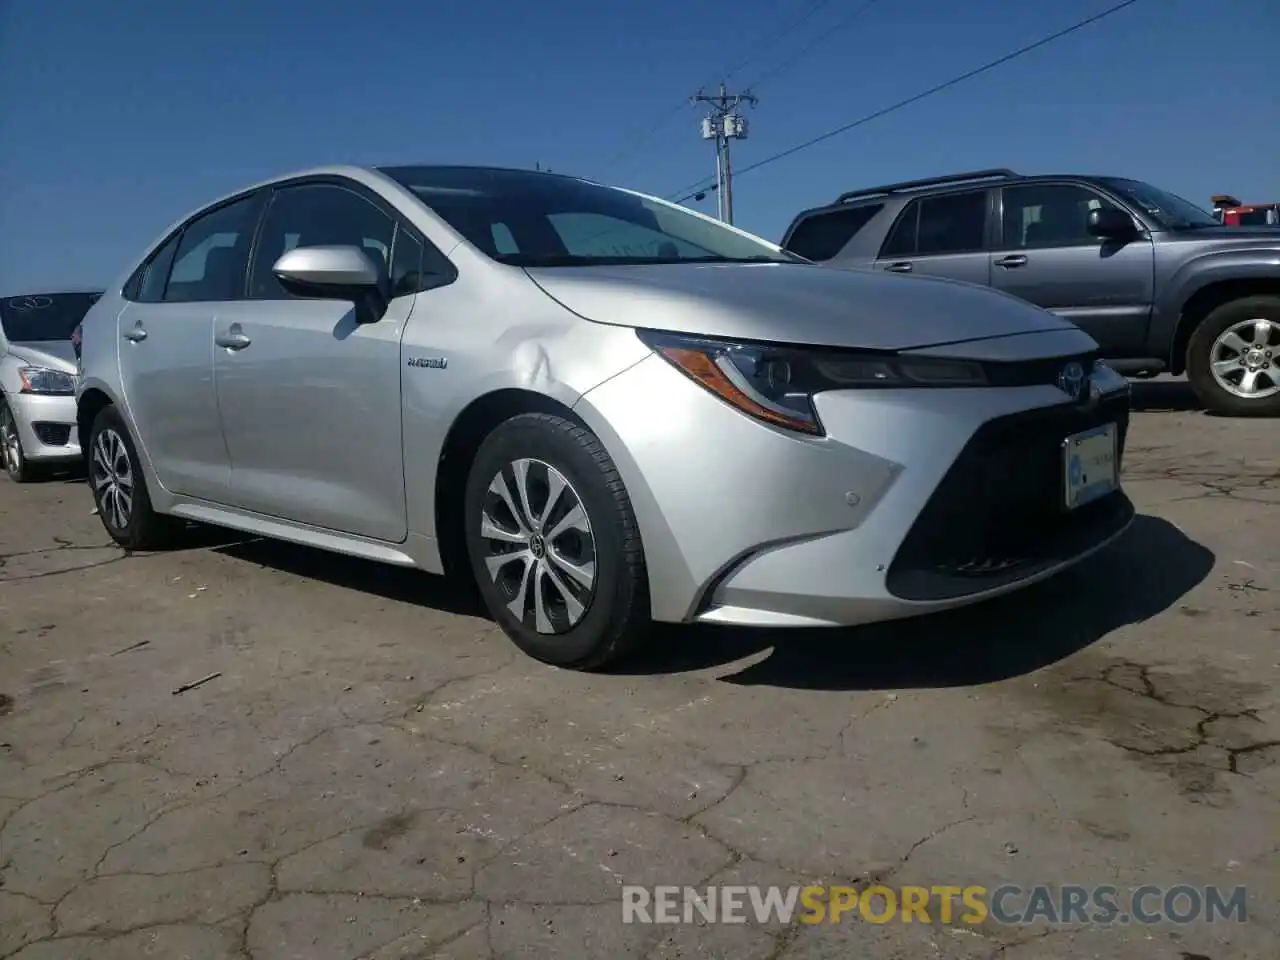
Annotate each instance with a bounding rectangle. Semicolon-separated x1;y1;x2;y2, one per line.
784;204;884;261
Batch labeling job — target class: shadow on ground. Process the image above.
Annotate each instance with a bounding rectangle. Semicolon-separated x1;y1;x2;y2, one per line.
1129;379;1202;413
214;536;486;618
213;513;1214;692
626;515;1213;689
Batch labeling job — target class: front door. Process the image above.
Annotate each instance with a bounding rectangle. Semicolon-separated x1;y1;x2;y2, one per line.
990;182;1155;356
213;180;412;542
116;193;262;501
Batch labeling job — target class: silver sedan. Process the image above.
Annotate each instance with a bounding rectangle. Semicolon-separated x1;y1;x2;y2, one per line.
75;165;1133;668
0;291;99;481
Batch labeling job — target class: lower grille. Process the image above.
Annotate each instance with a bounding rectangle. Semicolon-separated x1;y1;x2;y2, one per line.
886;396;1133;602
33;422;72;446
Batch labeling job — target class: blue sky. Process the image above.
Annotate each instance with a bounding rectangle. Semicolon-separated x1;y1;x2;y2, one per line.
1;0;1275;293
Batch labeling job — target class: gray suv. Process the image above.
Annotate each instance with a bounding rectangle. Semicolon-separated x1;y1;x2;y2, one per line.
781;169;1280;417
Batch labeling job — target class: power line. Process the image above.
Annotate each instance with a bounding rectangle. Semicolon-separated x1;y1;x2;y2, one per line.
600;0;836;177
669;0;1146;205
738;0;883;93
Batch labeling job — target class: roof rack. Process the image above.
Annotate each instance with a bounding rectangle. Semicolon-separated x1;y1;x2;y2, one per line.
836;169;1018;204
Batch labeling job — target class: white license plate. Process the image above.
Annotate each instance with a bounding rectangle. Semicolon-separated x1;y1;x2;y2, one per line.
1063;423;1118;509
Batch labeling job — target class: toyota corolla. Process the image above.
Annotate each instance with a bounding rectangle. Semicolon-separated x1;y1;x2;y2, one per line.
75;164;1134;669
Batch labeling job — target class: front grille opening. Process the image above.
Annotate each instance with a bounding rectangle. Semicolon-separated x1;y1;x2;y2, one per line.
886;398;1134;602
32;422;72;447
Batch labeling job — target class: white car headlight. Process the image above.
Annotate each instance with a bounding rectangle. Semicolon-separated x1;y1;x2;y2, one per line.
18;365;77;396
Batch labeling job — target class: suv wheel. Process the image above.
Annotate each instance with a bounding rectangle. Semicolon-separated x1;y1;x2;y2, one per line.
1187;296;1280;417
87;405;182;551
463;412;650;670
0;398;39;483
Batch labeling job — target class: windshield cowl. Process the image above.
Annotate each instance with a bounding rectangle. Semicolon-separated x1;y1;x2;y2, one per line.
495;253;795;268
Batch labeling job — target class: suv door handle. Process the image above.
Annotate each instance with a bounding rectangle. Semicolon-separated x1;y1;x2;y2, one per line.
885;262;913;273
995;255;1028;268
122;326;147;343
215;330;251;351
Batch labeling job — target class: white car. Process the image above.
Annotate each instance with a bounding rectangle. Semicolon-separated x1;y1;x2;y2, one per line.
0;291;100;481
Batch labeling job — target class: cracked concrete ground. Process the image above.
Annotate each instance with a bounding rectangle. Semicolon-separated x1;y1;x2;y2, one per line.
1;379;1277;959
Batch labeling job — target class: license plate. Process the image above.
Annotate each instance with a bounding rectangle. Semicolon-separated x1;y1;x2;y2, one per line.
1063;423;1118;509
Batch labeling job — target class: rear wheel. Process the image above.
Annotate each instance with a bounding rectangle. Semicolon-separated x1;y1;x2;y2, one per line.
463;412;650;670
0;398;40;483
1186;296;1280;417
87;405;183;550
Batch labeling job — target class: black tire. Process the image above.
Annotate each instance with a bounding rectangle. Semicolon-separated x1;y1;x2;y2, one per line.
0;397;42;483
86;404;183;551
463;412;650;670
1186;295;1280;417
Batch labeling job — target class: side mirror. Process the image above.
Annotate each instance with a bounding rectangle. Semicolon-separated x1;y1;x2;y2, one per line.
272;245;383;291
1086;208;1137;240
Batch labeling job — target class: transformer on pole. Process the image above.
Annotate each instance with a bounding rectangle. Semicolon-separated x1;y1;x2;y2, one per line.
691;82;757;224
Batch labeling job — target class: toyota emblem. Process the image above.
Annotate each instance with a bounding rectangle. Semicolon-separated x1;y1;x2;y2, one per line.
1058;361;1086;401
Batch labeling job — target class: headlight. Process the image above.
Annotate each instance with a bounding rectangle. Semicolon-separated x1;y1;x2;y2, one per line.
18;366;76;396
636;329;988;436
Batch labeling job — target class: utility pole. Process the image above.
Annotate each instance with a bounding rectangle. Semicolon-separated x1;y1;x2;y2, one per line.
691;82;757;224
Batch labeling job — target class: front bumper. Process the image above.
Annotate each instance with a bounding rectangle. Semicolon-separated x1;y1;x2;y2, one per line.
7;392;81;462
573;353;1133;627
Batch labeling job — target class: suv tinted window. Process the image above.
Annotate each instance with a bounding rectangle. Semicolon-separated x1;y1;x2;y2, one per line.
1002;184;1117;248
249;183;395;300
881;191;987;257
163;195;260;302
784;204;884;261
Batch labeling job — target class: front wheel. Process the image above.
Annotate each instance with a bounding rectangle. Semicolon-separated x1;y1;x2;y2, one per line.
1186;296;1280;417
463;412;650;670
0;398;40;483
87;405;183;551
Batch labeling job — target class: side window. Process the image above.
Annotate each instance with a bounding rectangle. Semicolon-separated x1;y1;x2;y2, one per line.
548;212;708;258
135;232;182;303
784;204;883;262
163;195;260;303
1002;184;1118;249
880;203;919;258
249;183;394;300
914;191;988;255
389;224;423;298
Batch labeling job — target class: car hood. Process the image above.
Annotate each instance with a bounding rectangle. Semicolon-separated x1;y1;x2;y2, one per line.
7;340;78;373
1179;225;1280;241
524;261;1080;352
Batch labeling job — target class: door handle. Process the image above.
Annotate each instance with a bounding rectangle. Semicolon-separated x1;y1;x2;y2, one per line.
215;331;251;351
122;327;147;343
995;255;1028;268
885;262;913;273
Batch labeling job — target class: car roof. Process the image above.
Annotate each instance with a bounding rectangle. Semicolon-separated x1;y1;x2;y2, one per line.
831;172;1127;208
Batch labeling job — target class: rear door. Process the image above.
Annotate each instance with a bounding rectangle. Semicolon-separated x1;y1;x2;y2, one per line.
116;193;262;501
989;182;1154;355
872;189;993;286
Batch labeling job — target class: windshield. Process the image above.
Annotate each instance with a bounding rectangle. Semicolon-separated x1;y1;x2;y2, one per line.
380;166;798;267
0;292;102;342
1097;178;1219;230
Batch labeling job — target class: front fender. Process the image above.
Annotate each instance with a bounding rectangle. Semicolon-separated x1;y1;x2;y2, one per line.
1157;248;1280;363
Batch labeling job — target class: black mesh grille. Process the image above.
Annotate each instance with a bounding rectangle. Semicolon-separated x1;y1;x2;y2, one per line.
32;422;72;446
886;395;1133;601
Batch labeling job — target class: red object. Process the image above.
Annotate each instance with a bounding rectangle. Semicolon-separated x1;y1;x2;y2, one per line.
1211;194;1280;226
